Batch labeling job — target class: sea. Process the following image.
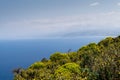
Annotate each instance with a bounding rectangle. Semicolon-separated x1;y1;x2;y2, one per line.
0;36;106;80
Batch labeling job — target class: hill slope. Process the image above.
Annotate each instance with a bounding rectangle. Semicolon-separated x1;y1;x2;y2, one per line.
13;36;120;80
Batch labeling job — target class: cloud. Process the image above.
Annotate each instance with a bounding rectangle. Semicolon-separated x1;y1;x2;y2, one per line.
90;2;99;6
0;11;120;39
117;2;120;6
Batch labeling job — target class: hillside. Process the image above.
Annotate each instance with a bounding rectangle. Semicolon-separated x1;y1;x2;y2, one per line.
13;36;120;80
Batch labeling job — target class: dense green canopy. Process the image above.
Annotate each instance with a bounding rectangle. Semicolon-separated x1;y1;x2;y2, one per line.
13;36;120;80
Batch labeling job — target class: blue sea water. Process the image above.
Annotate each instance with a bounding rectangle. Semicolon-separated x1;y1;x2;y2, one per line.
0;37;106;80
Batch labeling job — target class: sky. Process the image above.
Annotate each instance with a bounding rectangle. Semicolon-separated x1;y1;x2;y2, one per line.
0;0;120;39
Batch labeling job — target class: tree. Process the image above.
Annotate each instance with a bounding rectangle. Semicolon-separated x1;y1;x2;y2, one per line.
54;63;81;80
29;62;45;69
50;52;70;65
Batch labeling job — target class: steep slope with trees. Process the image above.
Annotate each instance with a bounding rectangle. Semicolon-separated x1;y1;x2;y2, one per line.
13;36;120;80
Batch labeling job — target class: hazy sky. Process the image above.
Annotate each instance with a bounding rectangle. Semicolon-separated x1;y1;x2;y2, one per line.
0;0;120;39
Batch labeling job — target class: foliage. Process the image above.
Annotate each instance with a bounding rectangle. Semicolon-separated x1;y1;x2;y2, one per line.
13;36;120;80
29;62;45;69
54;63;81;80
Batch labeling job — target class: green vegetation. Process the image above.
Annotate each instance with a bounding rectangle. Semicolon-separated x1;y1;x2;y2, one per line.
13;36;120;80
